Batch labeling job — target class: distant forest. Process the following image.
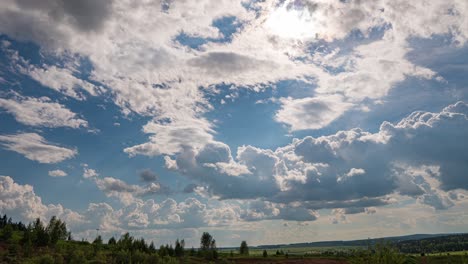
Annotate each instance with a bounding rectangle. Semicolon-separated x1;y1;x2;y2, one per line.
0;214;220;263
396;234;468;254
257;233;468;254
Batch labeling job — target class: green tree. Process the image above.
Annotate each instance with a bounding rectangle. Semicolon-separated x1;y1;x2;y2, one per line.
263;249;268;258
149;241;156;253
46;216;68;245
200;232;218;260
168;244;175;257
0;214;7;228
21;225;34;257
108;236;116;245
118;232;133;251
160;245;168;257
240;241;249;255
2;224;13;240
175;239;184;257
350;241;406;264
33;218;49;247
93;235;103;245
200;232;213;250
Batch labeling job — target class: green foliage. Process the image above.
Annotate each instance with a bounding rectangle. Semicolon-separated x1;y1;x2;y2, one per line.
149;241;156;253
262;249;268;258
200;232;213;250
0;213;187;264
93;235;103;245
36;254;54;264
397;234;468;254
199;232;218;260
240;240;249;255
2;224;14;240
349;241;407;264
275;249;286;255
33;218;49;247
175;238;185;257
46;216;68;245
69;250;87;264
108;236;116;245
160;244;169;257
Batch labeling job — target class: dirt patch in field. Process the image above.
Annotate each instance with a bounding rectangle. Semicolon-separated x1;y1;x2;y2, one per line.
231;258;348;264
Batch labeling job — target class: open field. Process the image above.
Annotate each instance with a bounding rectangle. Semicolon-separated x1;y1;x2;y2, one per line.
243;246;364;255
228;257;348;264
2;215;468;263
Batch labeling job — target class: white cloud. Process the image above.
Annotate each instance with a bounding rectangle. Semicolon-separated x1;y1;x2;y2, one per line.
0;175;48;220
92;176;172;206
315;32;436;101
0;175;83;227
0;93;88;128
242;200;318;222
275;95;353;131
346;168;366;177
2;0;465;158
0;133;77;163
1;45;101;100
82;166;99;178
124;117;215;156
166;101;468;211
337;168;366;183
0;0;468;233
25;65;102;100
48;169;67;177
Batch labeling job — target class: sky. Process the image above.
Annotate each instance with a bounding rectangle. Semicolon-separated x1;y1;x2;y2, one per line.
0;0;468;248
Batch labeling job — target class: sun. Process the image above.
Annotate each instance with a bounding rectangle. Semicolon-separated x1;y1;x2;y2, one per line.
265;0;317;40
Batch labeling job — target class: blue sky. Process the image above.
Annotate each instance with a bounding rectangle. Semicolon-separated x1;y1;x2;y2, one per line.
0;0;468;247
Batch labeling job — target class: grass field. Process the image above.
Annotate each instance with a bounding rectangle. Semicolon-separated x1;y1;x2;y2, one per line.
221;246;364;256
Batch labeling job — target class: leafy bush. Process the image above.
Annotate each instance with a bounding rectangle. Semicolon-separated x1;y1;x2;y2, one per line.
36;254;54;264
349;242;406;264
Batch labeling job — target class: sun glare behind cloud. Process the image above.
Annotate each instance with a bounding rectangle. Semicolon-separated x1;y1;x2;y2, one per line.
265;0;317;40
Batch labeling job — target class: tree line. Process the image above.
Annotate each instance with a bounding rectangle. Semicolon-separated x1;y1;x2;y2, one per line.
0;214;254;263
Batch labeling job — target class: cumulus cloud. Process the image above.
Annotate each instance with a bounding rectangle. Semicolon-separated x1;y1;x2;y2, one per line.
2;0;464;161
93;176;172;205
0;172;219;232
83;167;99;179
0;176;83;227
48;169;67;177
1;0;468;231
0;133;77;163
77;196;240;230
242;200;318;222
124;118;215;156
0;175;48;220
275;95;353;131
166;102;468;211
167;142;280;200
0;93;88;128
